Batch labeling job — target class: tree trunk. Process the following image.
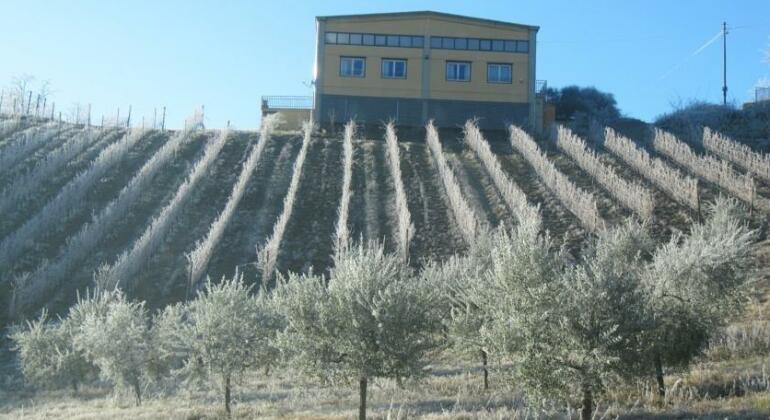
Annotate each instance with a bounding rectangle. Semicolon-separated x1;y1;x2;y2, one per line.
71;379;79;396
655;353;666;398
481;349;489;391
224;373;231;416
359;376;368;420
581;386;593;420
133;380;142;406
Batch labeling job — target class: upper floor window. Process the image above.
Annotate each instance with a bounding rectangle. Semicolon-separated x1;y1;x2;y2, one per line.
340;57;365;77
430;36;529;54
446;61;471;82
382;59;407;79
325;31;424;49
487;63;512;83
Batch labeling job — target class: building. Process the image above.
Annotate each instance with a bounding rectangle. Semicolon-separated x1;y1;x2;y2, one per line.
313;11;540;130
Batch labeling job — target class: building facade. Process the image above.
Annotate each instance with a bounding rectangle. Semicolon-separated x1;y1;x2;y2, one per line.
313;11;539;130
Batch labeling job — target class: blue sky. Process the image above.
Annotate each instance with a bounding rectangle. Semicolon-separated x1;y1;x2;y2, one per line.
1;0;768;129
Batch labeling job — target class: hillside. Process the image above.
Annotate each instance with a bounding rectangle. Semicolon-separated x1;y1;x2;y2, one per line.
1;114;769;418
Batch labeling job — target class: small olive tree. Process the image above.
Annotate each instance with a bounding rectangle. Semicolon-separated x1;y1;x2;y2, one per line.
474;220;651;420
158;273;280;415
423;230;496;390
74;292;152;406
273;241;443;420
10;289;118;393
642;197;757;397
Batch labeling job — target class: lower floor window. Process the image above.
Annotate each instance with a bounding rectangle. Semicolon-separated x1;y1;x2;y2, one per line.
446;61;471;82
340;57;365;77
382;59;407;79
487;63;512;83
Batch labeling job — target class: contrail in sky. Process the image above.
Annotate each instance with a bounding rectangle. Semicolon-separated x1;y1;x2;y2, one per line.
658;30;723;81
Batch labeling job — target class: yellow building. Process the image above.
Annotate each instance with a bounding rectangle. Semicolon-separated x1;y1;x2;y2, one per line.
313;11;539;130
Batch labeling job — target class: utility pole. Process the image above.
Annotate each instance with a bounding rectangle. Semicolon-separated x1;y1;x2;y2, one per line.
722;21;728;106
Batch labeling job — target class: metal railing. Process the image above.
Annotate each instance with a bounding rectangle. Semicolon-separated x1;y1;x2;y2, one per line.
535;80;548;96
756;87;770;103
261;96;314;110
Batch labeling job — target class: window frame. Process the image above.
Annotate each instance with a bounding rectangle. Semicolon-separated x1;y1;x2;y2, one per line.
381;58;408;79
446;60;472;82
340;56;366;78
486;63;513;84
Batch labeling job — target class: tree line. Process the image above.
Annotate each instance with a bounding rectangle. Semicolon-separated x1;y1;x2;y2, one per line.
11;197;757;419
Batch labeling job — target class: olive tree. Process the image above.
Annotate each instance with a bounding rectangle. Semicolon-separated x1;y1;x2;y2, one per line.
157;273;281;415
10;289;118;393
422;230;496;390
273;241;443;420
74;292;152;406
642;197;757;397
474;220;651;420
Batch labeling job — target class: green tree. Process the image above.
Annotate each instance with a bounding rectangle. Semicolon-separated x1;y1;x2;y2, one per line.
643;197;757;397
159;274;280;415
273;241;442;420
74;292;151;406
476;221;650;420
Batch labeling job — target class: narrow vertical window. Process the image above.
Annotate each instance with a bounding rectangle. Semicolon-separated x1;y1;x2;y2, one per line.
340;57;366;77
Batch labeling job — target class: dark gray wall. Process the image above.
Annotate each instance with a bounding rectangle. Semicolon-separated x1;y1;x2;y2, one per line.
319;94;530;130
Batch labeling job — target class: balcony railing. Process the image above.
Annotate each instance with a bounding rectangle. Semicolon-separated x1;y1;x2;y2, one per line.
535;80;548;96
261;96;314;110
756;87;770;103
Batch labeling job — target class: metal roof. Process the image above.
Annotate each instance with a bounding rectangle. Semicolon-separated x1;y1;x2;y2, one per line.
316;11;539;31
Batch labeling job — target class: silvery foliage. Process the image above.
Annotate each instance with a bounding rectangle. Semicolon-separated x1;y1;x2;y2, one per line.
0;121;63;177
703;126;770;181
0;127;115;216
643;196;757;369
509;124;605;232
421;229;498;359
463;120;541;229
0;127;145;273
10;122;187;316
334;120;356;253
654;128;756;204
186;114;281;289
555;125;655;219
272;241;443;383
384;122;414;261
463;217;652;402
426;121;480;244
97;128;230;291
10;288;118;391
73;290;152;405
154;274;281;396
604;127;699;209
0;117;23;139
258;121;313;282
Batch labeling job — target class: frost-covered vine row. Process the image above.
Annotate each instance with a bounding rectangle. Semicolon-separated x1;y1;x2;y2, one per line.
703;127;770;181
0;128;119;216
555;125;655;219
186;115;281;289
654;128;755;204
426;121;479;244
258;121;312;282
509;125;605;232
0;128;150;272
98;129;230;291
463;120;541;228
603;127;698;210
0;122;65;177
11;123;200;315
334;121;355;253
385;122;415;261
0;117;22;140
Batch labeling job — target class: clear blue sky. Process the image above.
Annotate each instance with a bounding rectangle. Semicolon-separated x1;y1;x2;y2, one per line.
2;0;768;129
